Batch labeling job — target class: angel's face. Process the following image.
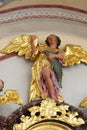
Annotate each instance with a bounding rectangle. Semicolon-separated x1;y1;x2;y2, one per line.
46;34;58;48
0;80;4;91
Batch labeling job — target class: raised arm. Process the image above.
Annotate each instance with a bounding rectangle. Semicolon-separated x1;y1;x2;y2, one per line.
30;35;40;60
30;35;38;54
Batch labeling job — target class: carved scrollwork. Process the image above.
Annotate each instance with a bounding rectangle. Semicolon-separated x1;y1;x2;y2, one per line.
13;98;85;130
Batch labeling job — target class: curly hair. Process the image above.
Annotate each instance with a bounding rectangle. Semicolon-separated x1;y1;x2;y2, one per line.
45;34;61;48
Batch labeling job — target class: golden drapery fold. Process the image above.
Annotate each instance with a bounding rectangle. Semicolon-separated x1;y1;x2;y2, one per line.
29;43;64;102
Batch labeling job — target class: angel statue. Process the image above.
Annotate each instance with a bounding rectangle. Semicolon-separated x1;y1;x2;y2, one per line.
0;34;87;103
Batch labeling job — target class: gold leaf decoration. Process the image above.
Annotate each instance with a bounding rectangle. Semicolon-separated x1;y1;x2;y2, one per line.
0;35;39;59
13;98;85;130
0;89;23;105
63;44;87;66
79;97;87;108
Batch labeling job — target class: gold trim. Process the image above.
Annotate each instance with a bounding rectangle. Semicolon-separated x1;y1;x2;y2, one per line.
79;97;87;108
0;89;23;105
13;98;85;130
29;121;72;130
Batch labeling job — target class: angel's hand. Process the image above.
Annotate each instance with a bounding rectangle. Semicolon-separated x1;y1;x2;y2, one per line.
56;52;64;60
48;53;64;61
47;54;55;62
30;35;38;54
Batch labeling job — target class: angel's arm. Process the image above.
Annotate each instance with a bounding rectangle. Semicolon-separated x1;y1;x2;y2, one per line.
0;34;39;60
30;35;40;60
54;52;64;60
47;51;64;62
30;35;38;54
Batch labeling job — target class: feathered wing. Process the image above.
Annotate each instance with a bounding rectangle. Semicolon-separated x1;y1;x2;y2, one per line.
79;97;87;108
0;34;39;60
63;44;87;66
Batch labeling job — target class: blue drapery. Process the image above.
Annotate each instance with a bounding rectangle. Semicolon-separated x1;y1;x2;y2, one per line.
45;49;62;88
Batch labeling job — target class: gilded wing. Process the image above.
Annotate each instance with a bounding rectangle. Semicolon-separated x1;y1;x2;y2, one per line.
79;97;87;108
0;34;39;59
63;44;87;66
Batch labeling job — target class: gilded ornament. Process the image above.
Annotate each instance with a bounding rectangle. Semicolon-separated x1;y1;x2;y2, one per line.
0;89;23;105
0;34;39;59
13;99;85;130
63;44;87;66
79;97;87;108
27;122;72;130
0;35;87;102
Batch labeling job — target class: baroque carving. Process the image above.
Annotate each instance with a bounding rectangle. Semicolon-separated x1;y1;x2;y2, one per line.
0;89;23;105
13;98;85;130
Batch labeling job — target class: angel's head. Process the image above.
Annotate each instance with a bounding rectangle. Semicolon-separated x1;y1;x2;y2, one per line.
45;34;61;49
0;79;4;91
